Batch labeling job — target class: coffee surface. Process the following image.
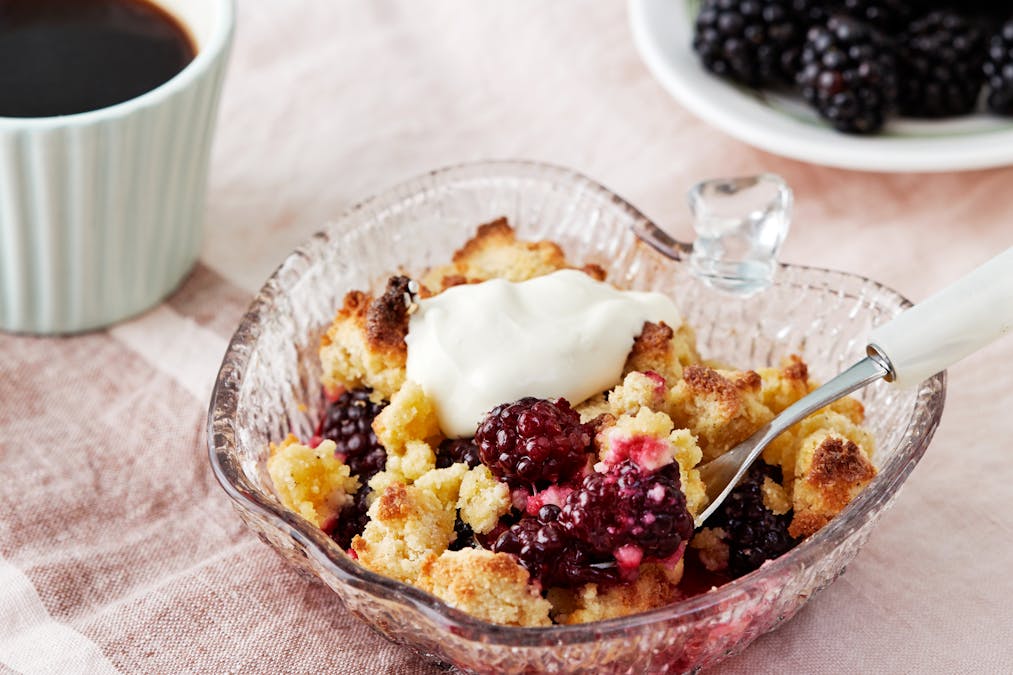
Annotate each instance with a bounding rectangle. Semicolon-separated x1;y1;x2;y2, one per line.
0;0;195;118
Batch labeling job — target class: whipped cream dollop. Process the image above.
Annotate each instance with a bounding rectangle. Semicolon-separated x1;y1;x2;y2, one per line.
405;269;681;437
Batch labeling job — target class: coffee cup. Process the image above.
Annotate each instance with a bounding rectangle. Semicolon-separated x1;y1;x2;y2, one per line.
0;0;235;333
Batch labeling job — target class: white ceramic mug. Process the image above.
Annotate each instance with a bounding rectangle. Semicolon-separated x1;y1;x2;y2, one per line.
0;0;235;334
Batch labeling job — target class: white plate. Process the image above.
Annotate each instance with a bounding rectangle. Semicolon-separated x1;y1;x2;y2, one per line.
629;0;1013;172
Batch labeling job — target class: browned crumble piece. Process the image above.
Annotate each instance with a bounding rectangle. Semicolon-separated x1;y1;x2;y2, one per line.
789;434;876;538
318;278;413;400
351;481;455;584
623;321;701;383
421;549;552;627
668;365;773;462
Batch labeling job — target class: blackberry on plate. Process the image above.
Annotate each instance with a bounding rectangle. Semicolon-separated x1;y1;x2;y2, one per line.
709;461;798;577
898;10;987;117
984;20;1013;114
492;504;618;588
560;461;695;562
436;438;481;469
797;15;899;133
833;0;914;35
475;397;591;488
331;484;371;550
693;0;826;87
318;388;388;480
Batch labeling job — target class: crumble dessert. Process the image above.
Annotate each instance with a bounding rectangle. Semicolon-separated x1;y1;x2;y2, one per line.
267;219;877;626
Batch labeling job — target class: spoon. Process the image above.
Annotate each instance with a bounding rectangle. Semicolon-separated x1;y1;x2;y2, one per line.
695;246;1013;528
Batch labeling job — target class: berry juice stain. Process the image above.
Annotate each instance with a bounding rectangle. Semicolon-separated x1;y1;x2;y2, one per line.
0;0;196;118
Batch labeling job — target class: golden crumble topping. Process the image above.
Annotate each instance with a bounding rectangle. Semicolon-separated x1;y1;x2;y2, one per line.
421;548;552;626
267;436;358;528
269;219;878;627
789;432;876;538
351;481;455;584
420;217;570;290
668;365;774;462
622;321;701;383
319;278;412;401
457;465;512;534
550;562;684;625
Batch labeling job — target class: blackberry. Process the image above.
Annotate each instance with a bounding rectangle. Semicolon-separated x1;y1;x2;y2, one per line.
318;388;387;480
492;505;618;588
475;397;591;488
984;20;1013;114
559;461;694;562
693;0;826;87
709;462;797;577
833;0;914;34
435;438;481;469
797;16;899;133
331;484;371;550
899;11;987;117
449;516;476;551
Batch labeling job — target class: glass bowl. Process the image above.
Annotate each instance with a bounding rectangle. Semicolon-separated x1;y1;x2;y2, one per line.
207;161;945;674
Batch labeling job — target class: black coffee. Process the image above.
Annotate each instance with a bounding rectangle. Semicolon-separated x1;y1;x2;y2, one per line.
0;0;196;118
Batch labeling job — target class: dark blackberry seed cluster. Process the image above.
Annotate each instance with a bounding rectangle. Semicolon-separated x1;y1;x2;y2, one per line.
834;0;914;34
449;516;476;551
475;397;591;488
318;388;388;480
984;20;1013;114
560;461;695;561
709;461;798;577
436;438;481;469
492;504;619;588
693;0;826;86
898;11;987;117
331;484;371;550
797;16;899;133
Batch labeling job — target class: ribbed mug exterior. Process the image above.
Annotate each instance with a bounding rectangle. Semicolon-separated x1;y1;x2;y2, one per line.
0;0;234;334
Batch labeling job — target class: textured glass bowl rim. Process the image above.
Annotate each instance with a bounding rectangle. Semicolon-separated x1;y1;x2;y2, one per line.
207;159;946;646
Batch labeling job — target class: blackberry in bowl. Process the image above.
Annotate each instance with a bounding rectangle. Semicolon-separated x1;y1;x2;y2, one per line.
208;161;944;673
898;10;988;118
797;16;899;133
692;0;824;86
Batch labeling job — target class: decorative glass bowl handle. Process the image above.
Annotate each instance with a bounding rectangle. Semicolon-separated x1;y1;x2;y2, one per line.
634;174;793;296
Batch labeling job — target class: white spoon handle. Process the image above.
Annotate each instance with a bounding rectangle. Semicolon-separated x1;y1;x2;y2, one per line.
868;246;1013;387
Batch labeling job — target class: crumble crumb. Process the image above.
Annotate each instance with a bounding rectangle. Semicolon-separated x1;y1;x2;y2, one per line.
351;481;455;584
319;282;409;400
420;218;570;289
667;365;774;462
691;527;730;573
421;548;552;627
372;380;442;453
623;321;701;383
550;563;684;625
457;465;512;534
789;431;876;538
267;435;358;528
761;476;791;515
758;354;811;414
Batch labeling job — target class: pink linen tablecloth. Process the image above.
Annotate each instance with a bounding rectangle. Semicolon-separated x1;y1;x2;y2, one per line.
2;2;1012;673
